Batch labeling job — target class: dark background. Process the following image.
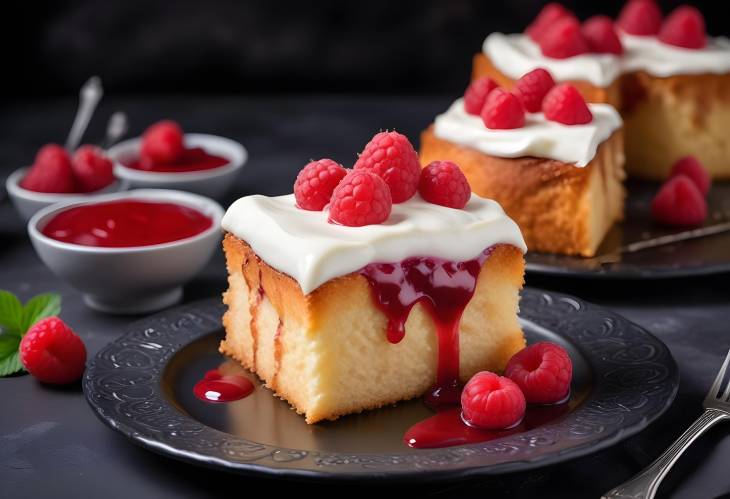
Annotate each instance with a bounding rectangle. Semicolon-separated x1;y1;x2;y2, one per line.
9;0;730;98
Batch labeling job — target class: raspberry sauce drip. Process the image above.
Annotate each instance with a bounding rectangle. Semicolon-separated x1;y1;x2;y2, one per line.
125;147;228;173
193;369;254;403
41;200;212;248
360;247;494;407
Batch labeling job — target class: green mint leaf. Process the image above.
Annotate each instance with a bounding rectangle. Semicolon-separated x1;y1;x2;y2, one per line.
0;290;24;337
21;293;62;334
0;334;24;376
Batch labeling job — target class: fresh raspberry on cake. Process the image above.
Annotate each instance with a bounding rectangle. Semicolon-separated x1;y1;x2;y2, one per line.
481;88;525;130
419;161;471;209
582;15;624;55
670;156;711;195
617;0;663;36
651;174;708;226
542;84;593;125
329;170;392;226
514;68;555;113
293;158;348;210
538;16;589;59
659;6;707;49
526;3;578;43
21;144;75;193
20;317;87;384
140;120;185;164
461;371;526;430
464;77;500;116
353;131;420;203
505;342;572;404
71;145;115;193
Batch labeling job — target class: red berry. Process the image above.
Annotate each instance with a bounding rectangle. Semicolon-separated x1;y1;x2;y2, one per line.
659;6;707;50
140;120;184;164
71;145;115;193
419;161;471;209
481;88;525;130
464;77;500;116
526;3;578;43
293;159;348;211
669;156;711;196
514;68;555;113
582;16;624;55
538;16;590;59
542;84;593;125
21;144;75;193
651;175;708;226
353;131;420;203
617;0;663;36
505;342;573;404
20;317;87;384
461;371;526;430
329;170;392;227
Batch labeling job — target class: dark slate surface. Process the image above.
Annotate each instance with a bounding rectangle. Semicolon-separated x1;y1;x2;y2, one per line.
1;95;729;499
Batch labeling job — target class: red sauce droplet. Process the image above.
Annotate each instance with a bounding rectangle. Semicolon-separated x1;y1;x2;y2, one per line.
41;200;213;247
124;147;229;173
193;369;255;403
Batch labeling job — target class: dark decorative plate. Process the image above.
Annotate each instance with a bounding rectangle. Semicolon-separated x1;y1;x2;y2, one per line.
83;289;678;481
526;180;730;278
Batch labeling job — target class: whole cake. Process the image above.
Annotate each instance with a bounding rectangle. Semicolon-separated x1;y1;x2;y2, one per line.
219;132;527;423
473;1;730;179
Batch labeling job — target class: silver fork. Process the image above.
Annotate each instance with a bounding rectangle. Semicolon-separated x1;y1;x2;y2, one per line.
602;349;730;498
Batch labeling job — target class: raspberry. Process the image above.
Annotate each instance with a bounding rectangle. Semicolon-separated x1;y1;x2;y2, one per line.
21;144;75;193
658;6;706;50
481;88;525;130
20;317;87;384
514;68;555;113
582;15;624;55
505;342;573;404
542;84;593;125
669;156;711;196
71;145;115;193
463;77;500;116
353;131;420;203
538;16;589;59
461;371;526;430
293;159;348;211
140;120;184;164
525;3;578;43
651;175;708;226
419;161;471;209
617;0;663;36
329;170;392;227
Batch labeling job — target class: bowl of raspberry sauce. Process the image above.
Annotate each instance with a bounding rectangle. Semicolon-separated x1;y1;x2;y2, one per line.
28;189;224;314
109;133;247;199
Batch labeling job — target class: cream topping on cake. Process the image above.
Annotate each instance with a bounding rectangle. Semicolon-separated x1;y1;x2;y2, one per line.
221;193;526;294
433;98;622;167
483;32;730;87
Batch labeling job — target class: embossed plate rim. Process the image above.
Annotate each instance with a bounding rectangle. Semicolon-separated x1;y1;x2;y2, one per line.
83;288;679;482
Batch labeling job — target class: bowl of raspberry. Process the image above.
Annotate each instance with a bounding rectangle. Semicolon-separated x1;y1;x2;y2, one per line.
108;120;247;199
27;189;224;314
6;144;126;221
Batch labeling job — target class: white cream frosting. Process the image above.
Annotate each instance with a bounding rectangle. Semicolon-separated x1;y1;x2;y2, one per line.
483;32;730;87
433;98;622;167
221;193;526;294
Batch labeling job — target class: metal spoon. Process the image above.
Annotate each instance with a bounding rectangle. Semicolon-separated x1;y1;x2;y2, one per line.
65;76;103;152
101;111;129;149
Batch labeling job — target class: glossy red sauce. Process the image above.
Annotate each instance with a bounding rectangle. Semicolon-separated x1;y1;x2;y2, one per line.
193;369;254;403
124;147;229;173
41;200;212;247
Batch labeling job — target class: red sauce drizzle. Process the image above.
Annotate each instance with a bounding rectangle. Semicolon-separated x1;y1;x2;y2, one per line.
193;369;254;403
41;200;212;248
124;147;229;173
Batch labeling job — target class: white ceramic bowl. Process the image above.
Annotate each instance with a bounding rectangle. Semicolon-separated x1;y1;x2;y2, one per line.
6;167;127;222
28;189;224;314
108;133;247;199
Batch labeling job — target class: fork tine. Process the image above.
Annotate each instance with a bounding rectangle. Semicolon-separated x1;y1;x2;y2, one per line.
711;349;730;400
